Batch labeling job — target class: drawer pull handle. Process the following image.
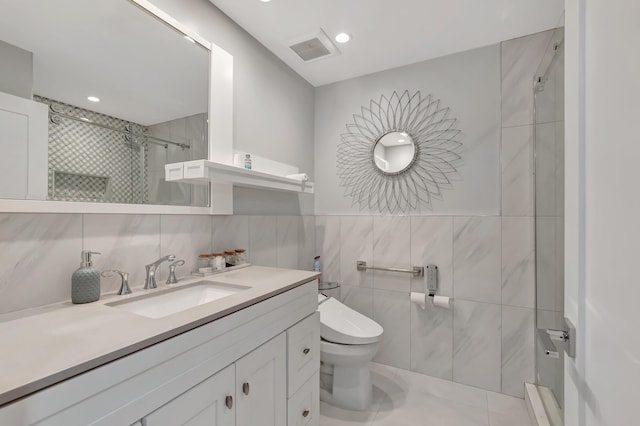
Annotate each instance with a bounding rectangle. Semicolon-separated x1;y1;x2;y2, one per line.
302;409;310;418
303;347;310;355
225;395;233;409
243;382;250;395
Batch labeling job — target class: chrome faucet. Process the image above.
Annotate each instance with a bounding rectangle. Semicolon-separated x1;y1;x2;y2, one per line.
166;259;185;285
144;255;176;289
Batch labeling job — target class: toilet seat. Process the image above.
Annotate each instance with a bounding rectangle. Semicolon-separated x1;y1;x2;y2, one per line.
317;294;383;345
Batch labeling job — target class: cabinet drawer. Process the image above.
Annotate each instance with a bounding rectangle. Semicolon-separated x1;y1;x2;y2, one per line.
287;312;320;396
287;371;319;426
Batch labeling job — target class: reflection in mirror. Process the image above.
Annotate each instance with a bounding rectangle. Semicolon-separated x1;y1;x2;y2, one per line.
0;0;210;206
373;132;416;174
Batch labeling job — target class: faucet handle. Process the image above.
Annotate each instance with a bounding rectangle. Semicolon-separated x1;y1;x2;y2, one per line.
167;260;185;285
102;270;132;295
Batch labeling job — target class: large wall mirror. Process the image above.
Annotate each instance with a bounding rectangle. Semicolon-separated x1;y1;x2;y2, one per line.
0;0;215;210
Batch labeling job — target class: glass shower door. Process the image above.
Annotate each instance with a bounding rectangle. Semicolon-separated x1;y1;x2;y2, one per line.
534;27;565;422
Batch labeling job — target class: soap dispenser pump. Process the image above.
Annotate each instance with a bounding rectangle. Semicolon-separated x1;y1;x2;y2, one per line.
72;250;101;304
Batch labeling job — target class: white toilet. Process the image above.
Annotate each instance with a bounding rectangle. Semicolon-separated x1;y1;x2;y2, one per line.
317;293;384;411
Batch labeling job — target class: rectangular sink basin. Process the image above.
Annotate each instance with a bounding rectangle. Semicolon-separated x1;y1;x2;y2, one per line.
107;281;249;319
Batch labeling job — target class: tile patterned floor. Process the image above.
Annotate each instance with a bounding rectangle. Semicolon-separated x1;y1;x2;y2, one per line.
320;363;533;426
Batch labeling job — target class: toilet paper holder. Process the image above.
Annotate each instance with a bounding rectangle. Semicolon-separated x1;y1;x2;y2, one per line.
426;264;438;297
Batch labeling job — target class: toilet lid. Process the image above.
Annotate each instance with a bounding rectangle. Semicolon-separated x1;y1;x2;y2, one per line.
317;294;383;345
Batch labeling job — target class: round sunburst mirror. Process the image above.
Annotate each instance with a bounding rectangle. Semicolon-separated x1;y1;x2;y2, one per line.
373;131;417;174
337;90;463;213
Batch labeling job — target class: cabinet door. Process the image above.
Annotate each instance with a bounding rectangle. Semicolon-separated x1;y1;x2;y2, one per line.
236;333;286;426
145;364;235;426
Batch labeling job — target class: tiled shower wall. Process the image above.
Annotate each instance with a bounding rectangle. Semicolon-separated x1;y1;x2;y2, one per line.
0;214;316;315
313;30;555;398
36;96;147;204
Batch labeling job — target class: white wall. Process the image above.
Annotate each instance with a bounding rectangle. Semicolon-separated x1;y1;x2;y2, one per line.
315;45;501;215
565;0;640;424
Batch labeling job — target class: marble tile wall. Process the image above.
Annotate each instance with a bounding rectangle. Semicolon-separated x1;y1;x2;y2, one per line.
315;214;534;396
0;214;315;315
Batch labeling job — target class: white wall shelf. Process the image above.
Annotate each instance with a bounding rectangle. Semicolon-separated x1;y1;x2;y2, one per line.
166;160;314;194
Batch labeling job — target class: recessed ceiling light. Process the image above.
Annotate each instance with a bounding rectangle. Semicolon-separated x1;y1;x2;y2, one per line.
87;96;100;102
260;0;271;2
335;33;351;44
184;35;196;44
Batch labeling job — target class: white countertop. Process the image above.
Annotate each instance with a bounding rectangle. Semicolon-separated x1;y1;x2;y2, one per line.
0;266;319;407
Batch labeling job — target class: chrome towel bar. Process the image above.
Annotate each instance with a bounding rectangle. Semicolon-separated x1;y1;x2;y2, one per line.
356;260;424;277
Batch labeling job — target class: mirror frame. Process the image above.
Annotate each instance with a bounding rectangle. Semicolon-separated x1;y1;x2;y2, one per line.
0;0;234;215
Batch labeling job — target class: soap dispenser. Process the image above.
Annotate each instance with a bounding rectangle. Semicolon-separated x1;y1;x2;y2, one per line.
72;251;101;304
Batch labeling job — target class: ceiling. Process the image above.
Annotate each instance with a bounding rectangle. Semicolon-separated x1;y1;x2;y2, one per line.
209;0;564;87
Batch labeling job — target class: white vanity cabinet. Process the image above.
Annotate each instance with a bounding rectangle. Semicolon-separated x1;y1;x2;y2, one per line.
144;363;236;426
236;333;287;426
0;279;319;426
0;91;48;200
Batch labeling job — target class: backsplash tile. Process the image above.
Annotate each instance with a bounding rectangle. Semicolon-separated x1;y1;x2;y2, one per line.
501;125;534;217
502;217;535;308
0;214;82;314
501;305;535;397
315;216;341;283
340;216;373;288
84;214;161;292
276;216;301;269
298;216;316;271
453;299;502;392
339;284;373;318
248;216;277;267
212;215;249;253
453;216;502;304
373;216;411;293
410;300;454;380
373;288;410;369
160;215;212;279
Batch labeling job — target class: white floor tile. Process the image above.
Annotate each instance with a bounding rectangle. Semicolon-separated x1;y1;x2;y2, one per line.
320;363;531;426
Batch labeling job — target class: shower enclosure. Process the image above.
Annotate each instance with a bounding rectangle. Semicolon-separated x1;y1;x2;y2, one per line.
41;95;208;207
533;27;565;424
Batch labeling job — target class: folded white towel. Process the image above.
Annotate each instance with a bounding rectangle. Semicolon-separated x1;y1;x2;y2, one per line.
286;173;310;181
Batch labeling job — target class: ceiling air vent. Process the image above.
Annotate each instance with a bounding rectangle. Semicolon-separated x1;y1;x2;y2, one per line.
287;29;340;63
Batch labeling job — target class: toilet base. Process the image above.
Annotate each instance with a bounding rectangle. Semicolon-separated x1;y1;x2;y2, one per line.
319;363;372;411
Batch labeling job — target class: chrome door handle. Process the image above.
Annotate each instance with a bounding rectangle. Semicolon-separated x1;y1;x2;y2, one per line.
242;382;249;395
302;409;310;418
303;347;310;354
225;395;233;409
